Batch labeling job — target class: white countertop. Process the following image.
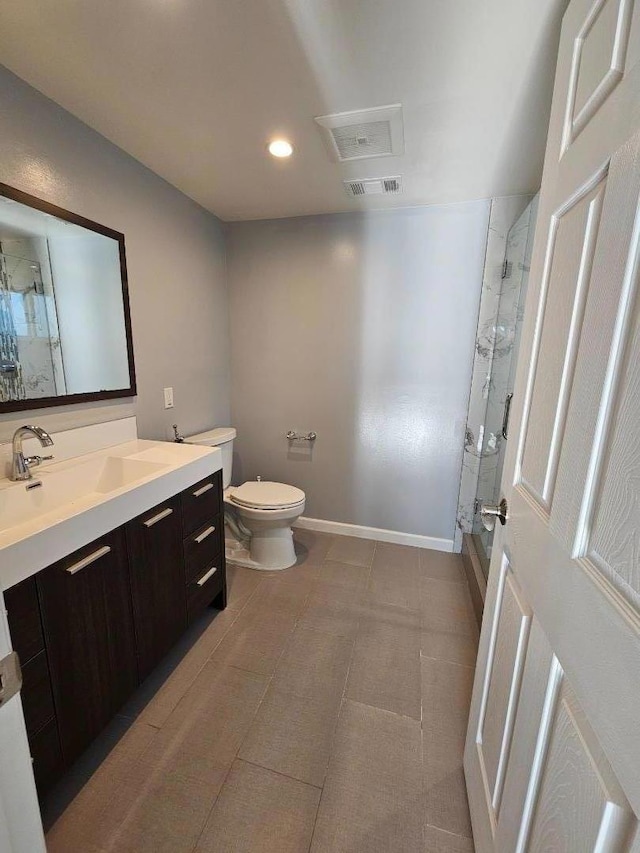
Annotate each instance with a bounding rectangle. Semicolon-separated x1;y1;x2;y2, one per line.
0;438;221;591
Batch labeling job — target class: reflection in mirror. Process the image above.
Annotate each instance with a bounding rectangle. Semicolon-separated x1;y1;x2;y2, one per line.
0;184;135;410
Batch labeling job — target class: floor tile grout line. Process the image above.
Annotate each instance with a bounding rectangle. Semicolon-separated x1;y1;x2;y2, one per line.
419;651;475;671
425;822;475;842
306;573;363;853
233;756;324;791
190;585;301;852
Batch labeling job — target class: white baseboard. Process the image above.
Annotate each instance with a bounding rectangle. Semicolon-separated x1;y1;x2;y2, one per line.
293;516;454;553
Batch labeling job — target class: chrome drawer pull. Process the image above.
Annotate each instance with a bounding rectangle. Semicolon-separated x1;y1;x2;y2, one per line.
194;525;216;544
196;566;217;586
144;507;173;528
66;545;111;575
192;482;214;498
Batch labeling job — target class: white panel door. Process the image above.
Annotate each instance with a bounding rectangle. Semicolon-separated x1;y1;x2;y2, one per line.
465;0;640;850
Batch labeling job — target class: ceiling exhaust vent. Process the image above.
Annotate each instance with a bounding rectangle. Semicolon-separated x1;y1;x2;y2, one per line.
315;104;404;162
343;176;402;197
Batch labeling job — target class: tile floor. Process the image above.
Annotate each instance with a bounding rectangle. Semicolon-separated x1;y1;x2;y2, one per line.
43;530;479;853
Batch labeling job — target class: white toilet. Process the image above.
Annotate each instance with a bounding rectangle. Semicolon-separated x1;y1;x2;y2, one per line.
185;427;305;571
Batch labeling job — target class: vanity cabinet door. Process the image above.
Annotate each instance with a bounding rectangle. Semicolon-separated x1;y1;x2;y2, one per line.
126;496;187;681
36;527;138;767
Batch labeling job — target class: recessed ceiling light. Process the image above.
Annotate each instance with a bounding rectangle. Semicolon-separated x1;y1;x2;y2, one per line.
268;139;293;158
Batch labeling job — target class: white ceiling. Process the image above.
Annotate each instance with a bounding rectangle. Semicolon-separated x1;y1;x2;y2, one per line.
0;0;568;222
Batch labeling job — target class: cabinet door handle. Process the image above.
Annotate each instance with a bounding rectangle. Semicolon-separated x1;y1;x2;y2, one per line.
194;525;216;544
66;545;111;575
196;566;218;586
143;507;173;528
192;482;214;498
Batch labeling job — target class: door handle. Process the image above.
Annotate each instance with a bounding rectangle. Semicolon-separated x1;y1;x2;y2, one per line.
480;498;508;532
502;393;513;440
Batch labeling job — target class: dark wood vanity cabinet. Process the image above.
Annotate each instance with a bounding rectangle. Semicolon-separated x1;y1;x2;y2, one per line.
182;470;227;622
4;470;226;796
36;527;139;767
126;496;187;681
3;577;63;792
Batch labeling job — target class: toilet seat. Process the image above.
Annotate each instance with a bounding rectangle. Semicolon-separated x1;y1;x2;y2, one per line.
229;481;305;511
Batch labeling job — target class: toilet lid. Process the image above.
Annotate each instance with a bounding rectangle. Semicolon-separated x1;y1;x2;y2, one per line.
230;481;305;510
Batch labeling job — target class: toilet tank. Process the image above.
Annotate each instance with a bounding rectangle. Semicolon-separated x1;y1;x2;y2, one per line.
184;427;236;489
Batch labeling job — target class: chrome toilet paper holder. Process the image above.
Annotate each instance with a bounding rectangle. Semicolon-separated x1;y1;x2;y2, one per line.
286;431;317;442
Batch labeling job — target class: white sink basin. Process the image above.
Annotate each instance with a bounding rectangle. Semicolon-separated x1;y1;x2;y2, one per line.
0;456;167;529
0;437;221;591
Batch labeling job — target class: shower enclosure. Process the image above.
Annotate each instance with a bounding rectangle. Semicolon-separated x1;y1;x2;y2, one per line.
0;240;66;402
456;195;539;583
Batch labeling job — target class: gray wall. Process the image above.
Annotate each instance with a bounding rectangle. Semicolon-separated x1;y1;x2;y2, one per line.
0;65;230;442
227;204;490;543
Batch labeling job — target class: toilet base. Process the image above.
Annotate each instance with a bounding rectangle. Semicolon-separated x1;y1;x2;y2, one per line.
225;534;297;572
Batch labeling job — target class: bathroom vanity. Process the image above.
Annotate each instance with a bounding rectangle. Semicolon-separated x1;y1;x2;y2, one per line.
0;419;226;796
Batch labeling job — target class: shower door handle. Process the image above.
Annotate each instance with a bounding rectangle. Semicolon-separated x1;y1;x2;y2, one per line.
502;393;513;440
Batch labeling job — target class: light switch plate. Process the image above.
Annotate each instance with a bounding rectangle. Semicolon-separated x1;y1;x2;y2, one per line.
163;387;174;409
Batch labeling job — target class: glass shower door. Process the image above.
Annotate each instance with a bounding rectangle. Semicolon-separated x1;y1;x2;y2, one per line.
472;198;538;572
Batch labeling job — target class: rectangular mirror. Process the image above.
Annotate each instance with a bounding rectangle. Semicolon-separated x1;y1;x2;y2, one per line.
0;183;136;412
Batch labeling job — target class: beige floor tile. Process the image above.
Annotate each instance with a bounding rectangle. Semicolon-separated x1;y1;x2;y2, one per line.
365;577;422;610
346;619;422;719
422;657;475;740
422;629;479;668
272;626;354;702
195;759;321;853
239;686;341;786
422;659;474;837
45;721;160;849
424;727;473;838
226;564;264;611
267;561;323;585
359;598;421;632
241;575;313;618
326;534;376;567
142;610;240;727
293;528;334;566
311;700;423;853
297;583;362;638
421;578;478;638
210;610;297;675
366;547;423;609
420;550;467;584
373;542;421;573
142;664;268;790
103;770;216;853
424;825;476;852
316;558;371;590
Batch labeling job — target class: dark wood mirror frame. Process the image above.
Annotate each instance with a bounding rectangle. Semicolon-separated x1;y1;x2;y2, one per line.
0;182;136;413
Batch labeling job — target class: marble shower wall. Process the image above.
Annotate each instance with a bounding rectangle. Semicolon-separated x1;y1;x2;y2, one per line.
455;195;537;552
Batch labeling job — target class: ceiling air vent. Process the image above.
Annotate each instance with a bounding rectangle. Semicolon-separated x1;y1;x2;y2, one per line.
315;104;404;162
343;176;403;198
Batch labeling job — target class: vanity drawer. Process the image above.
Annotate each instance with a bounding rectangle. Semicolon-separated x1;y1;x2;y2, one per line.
183;515;223;583
5;576;45;664
30;716;64;794
21;650;55;738
186;562;224;624
181;471;222;536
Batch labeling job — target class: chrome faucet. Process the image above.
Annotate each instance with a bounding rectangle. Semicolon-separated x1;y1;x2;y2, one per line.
11;425;54;481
